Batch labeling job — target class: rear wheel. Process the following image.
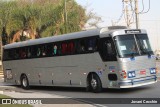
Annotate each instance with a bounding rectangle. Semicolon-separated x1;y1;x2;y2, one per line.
88;73;102;93
20;74;30;89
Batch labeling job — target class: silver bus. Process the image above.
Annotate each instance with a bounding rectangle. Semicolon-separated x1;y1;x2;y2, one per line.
2;27;157;92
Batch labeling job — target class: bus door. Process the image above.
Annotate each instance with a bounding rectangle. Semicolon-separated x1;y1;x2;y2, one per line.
99;37;118;87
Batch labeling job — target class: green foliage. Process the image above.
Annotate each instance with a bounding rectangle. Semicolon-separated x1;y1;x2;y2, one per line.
0;94;10;98
0;0;91;41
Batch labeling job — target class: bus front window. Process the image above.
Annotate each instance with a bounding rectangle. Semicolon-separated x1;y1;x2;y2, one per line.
115;34;139;58
136;34;153;55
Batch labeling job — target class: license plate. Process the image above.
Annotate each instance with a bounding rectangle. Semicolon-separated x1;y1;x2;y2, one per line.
140;70;146;75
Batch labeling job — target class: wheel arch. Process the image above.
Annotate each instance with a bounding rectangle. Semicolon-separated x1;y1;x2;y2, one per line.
87;72;102;81
20;73;27;80
86;72;103;88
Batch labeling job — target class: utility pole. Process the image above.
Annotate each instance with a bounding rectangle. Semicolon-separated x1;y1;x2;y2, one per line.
122;0;139;29
135;0;139;29
125;0;130;27
123;0;130;28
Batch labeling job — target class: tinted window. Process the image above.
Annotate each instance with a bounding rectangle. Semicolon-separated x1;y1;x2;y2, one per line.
46;43;52;56
3;50;10;60
87;38;98;51
41;45;47;56
27;47;31;58
19;48;27;59
68;42;75;54
13;49;19;59
99;37;117;61
3;36;99;61
61;43;67;54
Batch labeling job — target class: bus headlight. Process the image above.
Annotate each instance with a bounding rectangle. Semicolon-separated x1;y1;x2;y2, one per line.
150;68;156;74
128;73;132;78
128;71;136;78
132;72;136;77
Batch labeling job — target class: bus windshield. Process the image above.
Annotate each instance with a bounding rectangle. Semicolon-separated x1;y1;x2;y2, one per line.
115;34;153;58
115;34;139;57
136;34;153;55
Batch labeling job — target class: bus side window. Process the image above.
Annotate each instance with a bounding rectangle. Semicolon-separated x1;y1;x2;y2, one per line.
31;46;37;58
87;38;98;52
78;39;86;53
99;37;117;61
27;47;31;58
88;39;94;51
41;45;47;56
37;47;41;57
13;49;19;59
3;50;8;60
61;43;67;55
75;40;80;54
53;44;57;55
68;41;75;54
4;49;13;60
19;48;26;59
94;38;98;51
57;43;62;55
46;43;52;56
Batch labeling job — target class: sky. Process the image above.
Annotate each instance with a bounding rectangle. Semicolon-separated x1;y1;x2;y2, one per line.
75;0;160;52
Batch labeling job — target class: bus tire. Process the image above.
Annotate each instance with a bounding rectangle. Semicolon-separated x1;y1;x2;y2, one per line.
20;74;30;90
88;73;102;93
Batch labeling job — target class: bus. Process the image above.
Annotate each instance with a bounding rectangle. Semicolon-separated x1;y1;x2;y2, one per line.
2;26;157;92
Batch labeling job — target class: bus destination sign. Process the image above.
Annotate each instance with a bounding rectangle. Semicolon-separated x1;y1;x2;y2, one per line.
125;30;141;34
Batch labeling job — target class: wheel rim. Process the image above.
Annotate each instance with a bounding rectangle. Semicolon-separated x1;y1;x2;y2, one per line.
22;77;27;87
91;78;97;89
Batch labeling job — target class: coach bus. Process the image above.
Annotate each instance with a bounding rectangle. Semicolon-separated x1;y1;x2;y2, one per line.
2;26;157;92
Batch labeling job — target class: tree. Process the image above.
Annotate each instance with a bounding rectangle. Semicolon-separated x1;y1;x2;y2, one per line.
0;0;101;44
0;1;18;44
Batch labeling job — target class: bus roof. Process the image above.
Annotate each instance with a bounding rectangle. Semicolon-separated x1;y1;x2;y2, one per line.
3;26;133;49
4;28;101;49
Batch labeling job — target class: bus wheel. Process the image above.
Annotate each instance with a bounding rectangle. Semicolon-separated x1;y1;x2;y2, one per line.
89;74;102;93
20;74;30;89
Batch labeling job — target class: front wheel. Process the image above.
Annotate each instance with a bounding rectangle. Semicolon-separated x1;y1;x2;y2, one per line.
88;74;102;93
20;74;30;89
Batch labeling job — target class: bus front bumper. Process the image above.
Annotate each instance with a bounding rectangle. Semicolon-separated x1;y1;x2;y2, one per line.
119;75;157;88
